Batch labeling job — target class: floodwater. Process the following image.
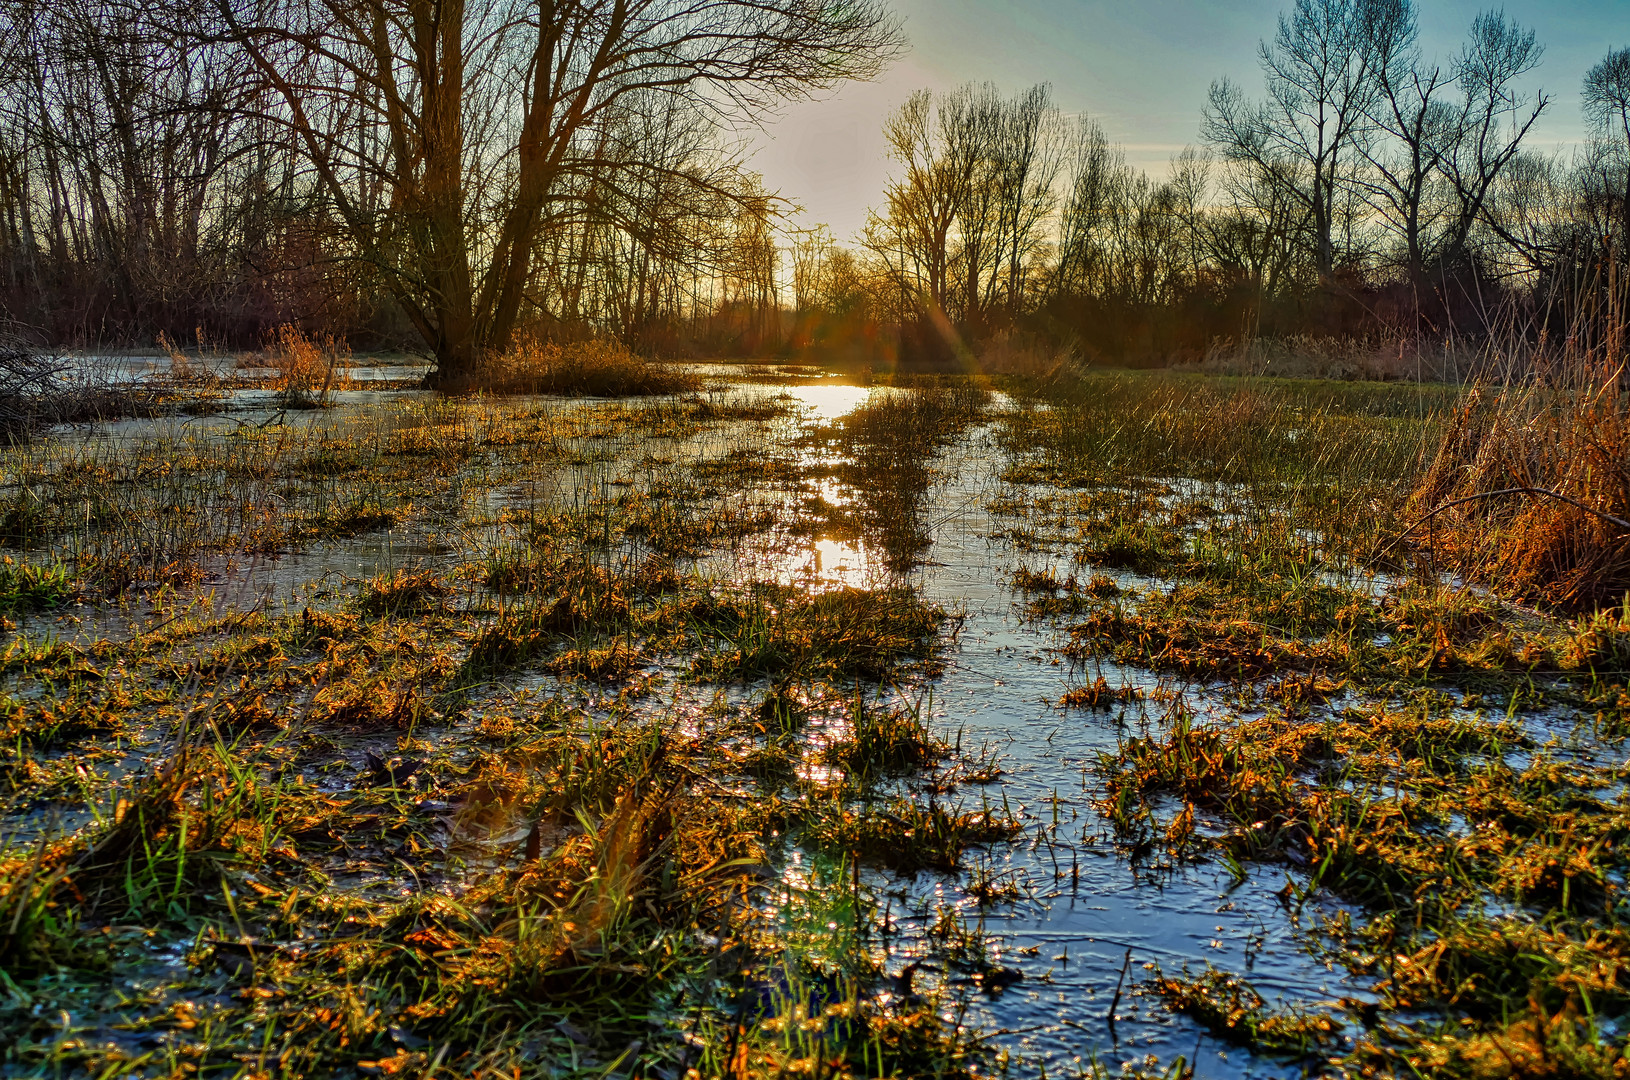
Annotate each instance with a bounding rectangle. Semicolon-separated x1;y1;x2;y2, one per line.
14;373;1376;1078
540;382;1360;1076
864;423;1349;1077
681;398;1353;1078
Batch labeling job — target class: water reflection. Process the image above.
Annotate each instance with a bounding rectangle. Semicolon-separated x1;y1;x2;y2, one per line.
796;537;877;591
780;382;874;423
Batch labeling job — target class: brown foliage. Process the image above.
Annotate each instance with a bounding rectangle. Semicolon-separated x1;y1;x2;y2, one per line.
1412;376;1630;611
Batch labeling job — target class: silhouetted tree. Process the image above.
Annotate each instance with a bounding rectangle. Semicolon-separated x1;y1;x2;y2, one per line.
212;0;901;386
1584;46;1630;256
1204;0;1402;282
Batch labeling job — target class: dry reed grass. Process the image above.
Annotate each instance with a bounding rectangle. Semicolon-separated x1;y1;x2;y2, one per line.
1412;368;1630;612
476;338;701;397
266;324;347;408
974;332;1079;382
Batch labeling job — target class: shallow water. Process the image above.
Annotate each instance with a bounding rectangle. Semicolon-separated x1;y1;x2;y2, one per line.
6;378;1574;1078
562;388;1364;1075
810;421;1357;1078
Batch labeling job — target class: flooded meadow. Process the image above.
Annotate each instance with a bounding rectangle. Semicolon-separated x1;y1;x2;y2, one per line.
2;364;1627;1080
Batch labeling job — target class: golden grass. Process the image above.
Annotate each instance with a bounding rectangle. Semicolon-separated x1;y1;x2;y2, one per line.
1412;375;1630;612
475;338;701;397
267;323;347;408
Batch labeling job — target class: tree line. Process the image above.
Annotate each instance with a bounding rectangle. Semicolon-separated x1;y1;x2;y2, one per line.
1;0;1626;378
0;0;899;385
839;0;1630;367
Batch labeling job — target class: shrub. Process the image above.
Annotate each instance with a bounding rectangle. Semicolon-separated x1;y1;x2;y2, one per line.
475;339;700;397
267;324;346;408
0;346;155;440
1411;376;1630;612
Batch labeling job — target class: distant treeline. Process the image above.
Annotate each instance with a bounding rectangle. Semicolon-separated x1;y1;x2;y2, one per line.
847;0;1630;369
0;0;898;383
0;0;1626;377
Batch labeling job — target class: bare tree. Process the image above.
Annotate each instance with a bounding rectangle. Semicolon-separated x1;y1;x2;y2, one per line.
869;88;983;319
1583;46;1630;253
985;83;1063;317
1355;0;1454;289
1210;159;1310;301
1204;0;1400;282
1052;118;1125;301
1438;11;1548;271
210;0;901;386
790;224;834;316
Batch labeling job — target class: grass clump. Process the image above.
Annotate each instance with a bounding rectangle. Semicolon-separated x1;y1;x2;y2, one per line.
476;338;701;397
544;641;642;683
0;557;76;613
1058;580;1551;688
806;797;1023;875
690;586;947;682
354;567;454;616
1059;675;1143;709
1150;967;1340;1058
821;695;949;780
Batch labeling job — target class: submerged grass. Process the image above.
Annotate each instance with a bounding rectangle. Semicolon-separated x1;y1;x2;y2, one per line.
1000;368;1630;1076
9;360;1630;1079
0;376;1001;1079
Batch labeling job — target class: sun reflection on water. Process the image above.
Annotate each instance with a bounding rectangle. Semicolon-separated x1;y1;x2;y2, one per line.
794;536;881;592
779;383;872;423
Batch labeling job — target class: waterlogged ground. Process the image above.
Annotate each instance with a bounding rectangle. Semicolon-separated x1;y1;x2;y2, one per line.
2;365;1628;1079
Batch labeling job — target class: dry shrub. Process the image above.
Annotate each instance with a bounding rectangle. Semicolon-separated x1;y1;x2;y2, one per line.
0;346;156;440
155;330;196;381
1411;375;1630;612
477;338;700;397
267;324;347;408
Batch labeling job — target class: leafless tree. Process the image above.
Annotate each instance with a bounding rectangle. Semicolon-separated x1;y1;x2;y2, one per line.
1204;0;1402;282
867;88;983;319
1355;0;1453;288
209;0;901;385
1583;46;1630;253
1052;117;1119;300
1437;11;1547;271
866;82;1063;332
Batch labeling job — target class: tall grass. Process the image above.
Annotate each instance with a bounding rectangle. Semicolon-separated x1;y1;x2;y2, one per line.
267;323;345;408
1412;355;1630;611
474;338;701;397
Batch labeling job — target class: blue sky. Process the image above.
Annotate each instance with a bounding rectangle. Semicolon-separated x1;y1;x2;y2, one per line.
745;0;1626;240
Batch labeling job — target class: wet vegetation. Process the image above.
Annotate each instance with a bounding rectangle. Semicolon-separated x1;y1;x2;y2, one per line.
1001;367;1630;1077
5;0;1630;1071
0;358;1628;1080
0;372;1011;1079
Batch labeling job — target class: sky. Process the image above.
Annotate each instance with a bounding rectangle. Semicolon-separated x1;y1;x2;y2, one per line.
742;0;1625;242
